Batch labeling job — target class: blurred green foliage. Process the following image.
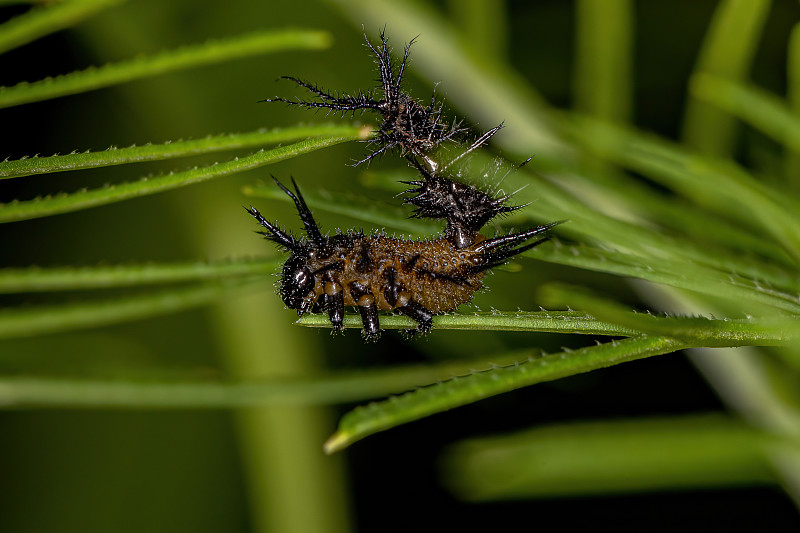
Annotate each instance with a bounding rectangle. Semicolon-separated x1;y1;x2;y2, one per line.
2;1;800;531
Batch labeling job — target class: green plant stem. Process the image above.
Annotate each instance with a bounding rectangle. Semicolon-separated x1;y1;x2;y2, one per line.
0;128;369;223
0;0;123;55
0;28;332;108
0;124;361;179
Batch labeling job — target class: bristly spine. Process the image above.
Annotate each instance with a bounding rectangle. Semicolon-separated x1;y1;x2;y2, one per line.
401;124;524;249
262;29;466;167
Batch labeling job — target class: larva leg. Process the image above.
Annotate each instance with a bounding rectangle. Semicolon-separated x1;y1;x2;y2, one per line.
358;303;380;340
350;281;381;340
398;299;433;335
382;267;404;307
327;291;344;333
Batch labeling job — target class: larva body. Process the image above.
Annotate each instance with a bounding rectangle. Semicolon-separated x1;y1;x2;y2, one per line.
248;178;556;340
298;233;486;315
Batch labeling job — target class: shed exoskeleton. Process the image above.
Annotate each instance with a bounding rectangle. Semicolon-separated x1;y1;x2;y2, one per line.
262;30;465;168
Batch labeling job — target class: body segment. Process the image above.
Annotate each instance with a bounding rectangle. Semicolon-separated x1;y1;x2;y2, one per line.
303;233;485;314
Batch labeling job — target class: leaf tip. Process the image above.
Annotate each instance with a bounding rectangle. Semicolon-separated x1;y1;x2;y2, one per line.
323;431;350;454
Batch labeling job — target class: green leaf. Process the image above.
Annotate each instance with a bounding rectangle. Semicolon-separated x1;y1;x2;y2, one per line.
565;116;800;262
539;283;799;346
681;0;772;156
441;414;776;499
690;74;800;154
0;279;269;339
298;310;639;336
574;0;632;123
0;258;280;293
324;336;686;453
786;21;800;190
446;0;507;60
243;180;438;236
0;0;124;55
0;356;571;408
0;28;332;108
535;241;800;314
0;128;368;222
0;124;363;179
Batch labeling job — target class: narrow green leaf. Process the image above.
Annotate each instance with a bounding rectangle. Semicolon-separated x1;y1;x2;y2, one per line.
0;0;123;55
574;0;633;124
0;356;577;408
441;415;776;499
298;310;639;337
243;180;438;236
566;116;800;262
324;336;686;453
786;21;800;191
0;258;280;293
690;74;800;154
540;163;791;264
446;0;508;60
681;0;772;155
0;28;332;108
6;341;722;413
0;128;368;222
535;241;800;314
0;124;363;179
0;279;268;339
539;283;799;346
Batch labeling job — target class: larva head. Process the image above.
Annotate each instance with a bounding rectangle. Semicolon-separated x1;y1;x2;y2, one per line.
247;177;328;316
279;251;316;315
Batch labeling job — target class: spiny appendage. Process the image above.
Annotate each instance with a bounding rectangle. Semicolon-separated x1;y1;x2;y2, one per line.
247;177;441;340
401;124;525;249
262;29;466;166
469;222;560;273
260;76;380;114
